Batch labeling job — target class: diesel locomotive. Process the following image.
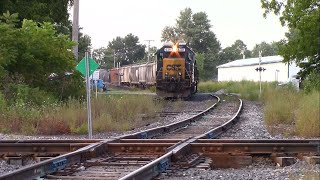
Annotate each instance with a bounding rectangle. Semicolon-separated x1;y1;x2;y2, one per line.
155;42;199;98
108;42;199;98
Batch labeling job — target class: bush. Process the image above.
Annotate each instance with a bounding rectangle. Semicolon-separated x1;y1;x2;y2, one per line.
302;71;320;93
4;83;57;106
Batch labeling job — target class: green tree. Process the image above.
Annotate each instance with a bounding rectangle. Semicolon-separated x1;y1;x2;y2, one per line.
0;18;83;100
219;40;251;64
161;8;221;54
0;0;72;27
161;26;180;43
92;47;114;69
196;53;205;80
175;8;193;43
261;0;319;79
108;33;146;65
161;8;221;80
78;33;92;61
252;41;278;57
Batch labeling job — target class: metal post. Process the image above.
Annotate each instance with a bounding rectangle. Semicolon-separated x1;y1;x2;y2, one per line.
85;52;93;139
258;51;262;98
72;0;79;60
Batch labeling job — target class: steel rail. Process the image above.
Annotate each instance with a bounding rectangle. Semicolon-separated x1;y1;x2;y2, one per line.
0;143;94;154
190;142;320;154
104;140;320;154
0;139;102;143
0;139;116;180
197;96;243;139
119;95;242;180
119;95;220;139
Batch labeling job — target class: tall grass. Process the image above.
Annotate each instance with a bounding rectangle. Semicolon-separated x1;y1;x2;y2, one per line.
0;95;162;135
295;91;320;137
263;87;299;125
198;81;276;100
198;81;320;137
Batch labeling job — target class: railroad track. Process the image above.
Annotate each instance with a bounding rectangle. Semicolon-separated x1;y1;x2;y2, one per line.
0;94;319;180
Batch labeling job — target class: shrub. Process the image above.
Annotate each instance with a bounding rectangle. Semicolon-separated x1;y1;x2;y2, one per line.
302;71;320;93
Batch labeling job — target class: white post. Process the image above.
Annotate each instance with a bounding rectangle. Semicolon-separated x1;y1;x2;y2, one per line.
259;51;262;98
85;52;93;139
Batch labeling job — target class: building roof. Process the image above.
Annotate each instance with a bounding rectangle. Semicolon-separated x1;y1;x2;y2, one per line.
217;55;283;68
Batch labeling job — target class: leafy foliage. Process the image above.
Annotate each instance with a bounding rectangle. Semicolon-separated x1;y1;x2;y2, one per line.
218;40;252;68
0;16;84;100
161;8;221;80
252;41;279;57
261;0;319;79
161;8;221;54
0;0;72;28
302;70;320;93
92;47;114;69
78;33;92;61
108;33;146;65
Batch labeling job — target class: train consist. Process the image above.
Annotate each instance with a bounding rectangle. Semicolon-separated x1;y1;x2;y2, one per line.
109;42;199;98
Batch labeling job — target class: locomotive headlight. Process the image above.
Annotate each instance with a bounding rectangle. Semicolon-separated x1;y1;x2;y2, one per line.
172;45;178;52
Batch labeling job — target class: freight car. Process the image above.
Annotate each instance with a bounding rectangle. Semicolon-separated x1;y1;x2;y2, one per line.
155;42;199;97
109;62;156;88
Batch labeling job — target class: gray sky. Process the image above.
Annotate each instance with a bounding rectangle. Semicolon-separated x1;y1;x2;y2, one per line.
75;0;287;50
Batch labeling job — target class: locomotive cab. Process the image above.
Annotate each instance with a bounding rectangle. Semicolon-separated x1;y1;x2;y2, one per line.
155;42;198;98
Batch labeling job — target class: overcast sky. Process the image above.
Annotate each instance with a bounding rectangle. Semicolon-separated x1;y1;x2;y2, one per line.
73;0;288;50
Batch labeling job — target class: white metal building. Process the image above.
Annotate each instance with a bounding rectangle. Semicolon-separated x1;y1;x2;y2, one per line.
217;55;300;82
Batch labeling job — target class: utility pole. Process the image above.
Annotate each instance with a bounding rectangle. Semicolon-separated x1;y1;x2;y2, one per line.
72;0;80;60
145;40;154;63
